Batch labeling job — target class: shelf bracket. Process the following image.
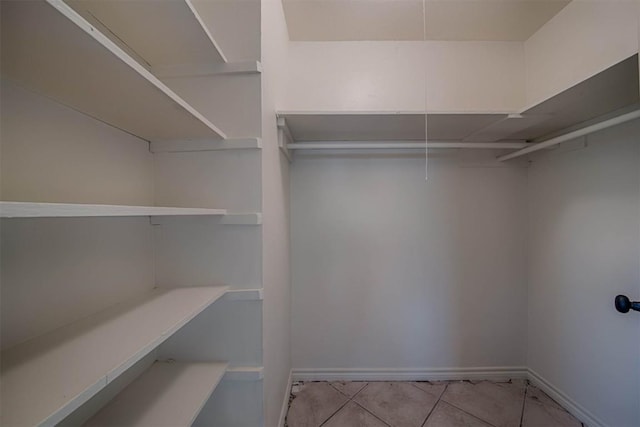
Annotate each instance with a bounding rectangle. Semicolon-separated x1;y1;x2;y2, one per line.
149;138;262;153
276;116;293;162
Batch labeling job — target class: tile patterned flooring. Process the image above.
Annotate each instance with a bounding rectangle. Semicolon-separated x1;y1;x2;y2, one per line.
285;380;583;427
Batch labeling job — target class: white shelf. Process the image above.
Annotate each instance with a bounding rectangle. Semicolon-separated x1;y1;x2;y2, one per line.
224;289;264;301
0;202;227;218
150;212;263;226
65;0;228;69
277;112;508;142
278;54;639;146
225;366;264;381
150;138;262;153
85;361;228;427
1;0;226;142
0;286;229;427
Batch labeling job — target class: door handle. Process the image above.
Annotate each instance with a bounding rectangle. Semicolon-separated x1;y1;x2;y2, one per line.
615;295;640;313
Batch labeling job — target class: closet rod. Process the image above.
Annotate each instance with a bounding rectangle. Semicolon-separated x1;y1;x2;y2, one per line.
287;141;529;150
497;109;640;161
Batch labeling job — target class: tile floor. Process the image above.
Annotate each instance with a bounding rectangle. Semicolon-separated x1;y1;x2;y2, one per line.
285;380;583;427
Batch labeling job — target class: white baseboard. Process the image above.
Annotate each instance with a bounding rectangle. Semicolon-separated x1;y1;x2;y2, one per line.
291;366;528;382
278;370;293;427
527;369;606;427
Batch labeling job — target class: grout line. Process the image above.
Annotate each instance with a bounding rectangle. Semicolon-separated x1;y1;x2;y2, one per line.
351;400;392;427
519;382;529;427
420;382;448;427
327;382;350;398
441;399;499;427
328;381;368;399
351;381;371;400
317;394;351;427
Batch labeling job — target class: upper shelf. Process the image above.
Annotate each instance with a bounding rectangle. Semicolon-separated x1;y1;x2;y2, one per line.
0;202;227;218
278;54;639;146
0;286;228;427
0;0;227;142
277;112;507;142
65;0;227;69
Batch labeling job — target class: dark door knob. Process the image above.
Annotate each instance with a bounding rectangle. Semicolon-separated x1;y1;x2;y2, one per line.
615;295;640;313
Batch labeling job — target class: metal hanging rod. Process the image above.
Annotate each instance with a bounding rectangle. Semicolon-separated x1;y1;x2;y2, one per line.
287;141;529;150
497;109;640;162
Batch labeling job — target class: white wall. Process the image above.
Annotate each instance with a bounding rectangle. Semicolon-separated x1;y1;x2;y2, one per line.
291;151;528;372
284;41;524;113
261;0;292;425
527;119;640;427
0;81;154;205
0;81;155;350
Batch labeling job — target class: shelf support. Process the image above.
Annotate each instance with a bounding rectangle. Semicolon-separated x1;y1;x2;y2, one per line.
276;117;293;162
497;109;640;161
150;138;262;153
152;61;262;79
225;366;264;381
287;141;529;150
150;212;262;226
223;289;264;301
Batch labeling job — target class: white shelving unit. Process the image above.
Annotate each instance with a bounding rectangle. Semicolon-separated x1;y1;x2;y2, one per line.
0;286;228;427
85;361;229;427
1;0;226;142
1;0;265;425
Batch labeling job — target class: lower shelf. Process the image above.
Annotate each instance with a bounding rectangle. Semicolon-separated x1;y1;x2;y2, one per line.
85;361;228;427
0;286;228;427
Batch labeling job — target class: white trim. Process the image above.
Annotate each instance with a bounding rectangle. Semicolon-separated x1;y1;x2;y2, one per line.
291;367;528;382
150;212;262;226
276;117;293;162
224;366;264;381
288;141;529;150
223;289;264;301
276;110;513;116
527;369;607;427
150;138;262;153
278;370;293;427
219;213;262;225
183;0;228;63
153;61;262;78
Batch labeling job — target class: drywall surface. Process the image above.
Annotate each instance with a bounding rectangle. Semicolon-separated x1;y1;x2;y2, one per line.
0;217;155;350
262;0;292;425
524;0;639;107
0;81;156;350
527;119;640;427
283;41;524;113
291;151;528;371
0;80;154;205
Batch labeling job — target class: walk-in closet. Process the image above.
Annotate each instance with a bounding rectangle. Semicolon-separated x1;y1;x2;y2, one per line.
1;1;638;426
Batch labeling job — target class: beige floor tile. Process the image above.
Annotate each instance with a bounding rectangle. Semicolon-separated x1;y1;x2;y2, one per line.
331;381;369;397
412;381;448;399
522;386;582;427
441;380;526;427
287;382;349;427
353;382;439;427
323;402;389;427
424;401;493;427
